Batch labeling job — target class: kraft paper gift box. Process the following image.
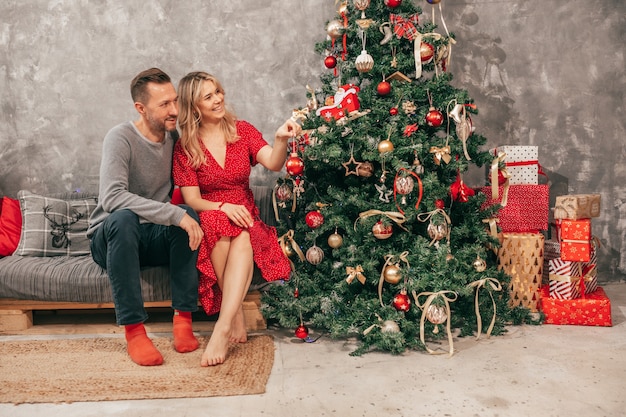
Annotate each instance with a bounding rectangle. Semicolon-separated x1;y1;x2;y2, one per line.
490;145;540;184
540;285;612;327
560;219;592;262
479;184;549;232
553;194;601;220
497;232;544;312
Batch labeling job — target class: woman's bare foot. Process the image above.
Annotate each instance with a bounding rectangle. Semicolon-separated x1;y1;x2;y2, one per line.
230;306;248;343
200;321;230;366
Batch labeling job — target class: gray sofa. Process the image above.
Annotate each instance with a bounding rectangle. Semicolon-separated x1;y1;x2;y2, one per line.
0;185;277;329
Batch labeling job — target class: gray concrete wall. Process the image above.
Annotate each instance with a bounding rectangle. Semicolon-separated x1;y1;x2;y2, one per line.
1;0;624;280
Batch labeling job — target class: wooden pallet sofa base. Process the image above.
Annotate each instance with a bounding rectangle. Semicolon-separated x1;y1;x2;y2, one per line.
0;291;266;333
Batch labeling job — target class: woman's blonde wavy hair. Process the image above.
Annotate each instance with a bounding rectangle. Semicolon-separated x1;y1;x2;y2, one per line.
177;71;239;169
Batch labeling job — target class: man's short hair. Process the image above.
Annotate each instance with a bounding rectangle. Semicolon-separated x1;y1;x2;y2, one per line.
130;68;171;104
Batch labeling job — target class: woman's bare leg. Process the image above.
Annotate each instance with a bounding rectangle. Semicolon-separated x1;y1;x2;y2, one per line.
201;232;253;366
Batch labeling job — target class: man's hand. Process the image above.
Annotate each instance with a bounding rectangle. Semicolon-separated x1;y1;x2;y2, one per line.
179;213;203;251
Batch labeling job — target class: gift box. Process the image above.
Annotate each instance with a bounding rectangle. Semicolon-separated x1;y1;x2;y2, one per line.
549;274;581;300
542;240;561;284
553;194;601;220
540;285;612;326
582;264;598;294
548;258;583;299
497;232;544;312
560;219;592;262
479;184;549;232
490;145;539;184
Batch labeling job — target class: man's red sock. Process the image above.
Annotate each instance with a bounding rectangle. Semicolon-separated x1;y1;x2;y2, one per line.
124;323;164;366
173;310;199;353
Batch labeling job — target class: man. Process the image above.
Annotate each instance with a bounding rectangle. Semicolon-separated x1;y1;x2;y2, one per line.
87;68;204;366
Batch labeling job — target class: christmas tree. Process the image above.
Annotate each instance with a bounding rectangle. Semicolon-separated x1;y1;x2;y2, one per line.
262;0;531;356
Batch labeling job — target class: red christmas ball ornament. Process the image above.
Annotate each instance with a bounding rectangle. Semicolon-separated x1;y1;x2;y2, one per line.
392;289;411;312
295;324;309;339
384;0;402;8
305;210;325;228
285;152;304;176
377;80;391;96
389;107;398;116
435;199;446;210
425;107;444;127
324;55;337;69
420;42;435;63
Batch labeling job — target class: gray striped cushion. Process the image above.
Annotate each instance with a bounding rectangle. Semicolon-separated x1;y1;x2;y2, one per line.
0;255;172;303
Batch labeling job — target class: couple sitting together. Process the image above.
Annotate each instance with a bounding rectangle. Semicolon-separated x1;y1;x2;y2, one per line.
86;68;301;367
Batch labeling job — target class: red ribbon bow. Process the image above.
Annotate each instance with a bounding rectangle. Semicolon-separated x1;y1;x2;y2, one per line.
390;13;420;42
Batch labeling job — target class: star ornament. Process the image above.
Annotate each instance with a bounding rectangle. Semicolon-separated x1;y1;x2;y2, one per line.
342;154;363;176
376;184;393;202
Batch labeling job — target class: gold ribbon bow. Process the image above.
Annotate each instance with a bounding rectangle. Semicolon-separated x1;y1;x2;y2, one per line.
482;218;502;254
278;229;305;271
354;209;409;232
378;251;410;306
468;278;502;340
346;265;366;285
429;146;451;165
412;290;458;357
490;151;510;206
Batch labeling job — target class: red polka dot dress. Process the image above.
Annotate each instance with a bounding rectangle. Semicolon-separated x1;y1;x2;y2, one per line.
172;120;291;315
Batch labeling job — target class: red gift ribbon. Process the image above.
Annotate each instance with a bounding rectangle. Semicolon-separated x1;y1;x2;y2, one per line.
390;13;420;41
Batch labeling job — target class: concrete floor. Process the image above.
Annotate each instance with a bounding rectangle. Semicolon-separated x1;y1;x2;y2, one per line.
1;282;624;417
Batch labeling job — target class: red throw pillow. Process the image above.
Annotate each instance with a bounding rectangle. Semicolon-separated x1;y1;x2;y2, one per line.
171;188;184;205
0;197;23;256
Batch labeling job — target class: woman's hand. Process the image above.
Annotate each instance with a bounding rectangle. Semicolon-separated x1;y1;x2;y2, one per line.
220;203;254;228
275;118;302;142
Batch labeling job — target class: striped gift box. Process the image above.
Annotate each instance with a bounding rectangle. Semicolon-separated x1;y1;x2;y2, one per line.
549;274;582;300
582;265;598;294
548;258;583;276
543;240;561;284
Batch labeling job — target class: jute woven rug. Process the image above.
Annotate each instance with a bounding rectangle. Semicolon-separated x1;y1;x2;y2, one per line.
0;334;274;404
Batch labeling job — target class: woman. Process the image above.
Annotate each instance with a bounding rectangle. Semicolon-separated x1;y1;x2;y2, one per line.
173;71;300;366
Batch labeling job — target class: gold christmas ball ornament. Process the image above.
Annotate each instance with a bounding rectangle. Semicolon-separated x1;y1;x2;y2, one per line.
377;139;394;154
327;231;344;248
326;19;344;40
426;304;448;325
381;320;400;334
473;256;487;272
306;245;324;265
355;50;374;73
383;263;402;284
372;220;393;240
282;242;295;258
427;221;448;242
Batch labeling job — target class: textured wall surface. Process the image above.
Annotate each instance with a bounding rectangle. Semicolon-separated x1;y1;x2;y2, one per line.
1;0;624;280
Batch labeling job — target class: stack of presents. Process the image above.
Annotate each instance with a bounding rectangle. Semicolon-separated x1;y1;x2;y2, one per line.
479;145;612;327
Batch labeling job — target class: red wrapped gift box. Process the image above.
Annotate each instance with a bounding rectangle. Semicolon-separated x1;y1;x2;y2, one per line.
560;219;591;262
478;184;549;232
540;285;612;326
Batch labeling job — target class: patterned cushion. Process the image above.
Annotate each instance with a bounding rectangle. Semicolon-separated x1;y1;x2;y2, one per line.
14;191;98;256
